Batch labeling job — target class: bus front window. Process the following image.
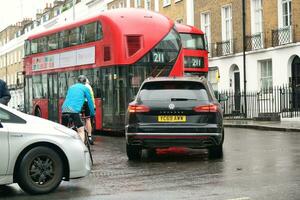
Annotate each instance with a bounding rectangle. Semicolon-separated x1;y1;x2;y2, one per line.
180;33;206;50
134;28;181;77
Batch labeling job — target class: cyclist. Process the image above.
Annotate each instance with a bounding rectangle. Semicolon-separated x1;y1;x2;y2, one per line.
61;75;95;142
83;78;95;145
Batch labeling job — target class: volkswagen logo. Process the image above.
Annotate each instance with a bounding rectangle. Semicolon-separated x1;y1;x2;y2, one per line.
168;103;175;110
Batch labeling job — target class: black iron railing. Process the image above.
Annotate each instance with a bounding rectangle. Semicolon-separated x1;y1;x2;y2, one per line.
219;85;300;119
246;33;263;51
272;26;292;47
215;40;233;57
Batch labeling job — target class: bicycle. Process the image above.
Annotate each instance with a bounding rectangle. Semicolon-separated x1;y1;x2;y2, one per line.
62;113;94;165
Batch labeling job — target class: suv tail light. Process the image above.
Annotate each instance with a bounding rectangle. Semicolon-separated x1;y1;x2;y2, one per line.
193;104;218;112
128;104;150;113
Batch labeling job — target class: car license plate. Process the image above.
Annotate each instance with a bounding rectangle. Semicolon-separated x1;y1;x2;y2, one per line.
157;115;186;122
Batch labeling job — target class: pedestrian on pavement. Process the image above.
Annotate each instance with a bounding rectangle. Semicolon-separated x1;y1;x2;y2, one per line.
0;79;11;105
61;75;95;142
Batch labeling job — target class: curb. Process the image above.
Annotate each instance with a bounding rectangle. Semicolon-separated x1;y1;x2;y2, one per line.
224;124;300;132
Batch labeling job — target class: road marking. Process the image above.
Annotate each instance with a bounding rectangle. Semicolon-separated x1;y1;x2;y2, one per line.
227;197;251;200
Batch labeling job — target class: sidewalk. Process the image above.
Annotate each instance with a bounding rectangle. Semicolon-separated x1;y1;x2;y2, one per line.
224;119;300;132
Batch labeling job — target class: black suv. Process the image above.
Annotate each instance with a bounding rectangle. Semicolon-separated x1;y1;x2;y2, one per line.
125;77;224;160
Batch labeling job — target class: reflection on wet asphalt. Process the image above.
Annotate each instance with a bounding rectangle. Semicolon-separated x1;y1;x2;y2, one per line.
1;128;300;200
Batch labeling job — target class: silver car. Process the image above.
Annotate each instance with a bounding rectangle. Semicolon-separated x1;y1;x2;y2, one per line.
0;104;91;194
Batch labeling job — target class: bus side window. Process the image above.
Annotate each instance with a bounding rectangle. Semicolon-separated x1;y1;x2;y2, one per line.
58;32;64;49
80;26;85;44
84;22;97;43
96;21;103;40
63;30;70;48
69;27;80;46
48;33;58;51
31;39;38;54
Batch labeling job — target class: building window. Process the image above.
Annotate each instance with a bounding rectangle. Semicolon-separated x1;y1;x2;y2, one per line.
260;60;273;89
43;14;49;22
282;0;292;27
55;8;61;16
221;5;232;42
144;0;151;9
163;0;171;7
201;12;211;54
135;0;141;8
176;18;183;24
251;0;263;34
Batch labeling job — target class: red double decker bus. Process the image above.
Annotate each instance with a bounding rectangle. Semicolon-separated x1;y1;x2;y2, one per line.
23;8;184;132
175;24;208;77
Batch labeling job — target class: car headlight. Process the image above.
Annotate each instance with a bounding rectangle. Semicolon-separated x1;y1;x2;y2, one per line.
54;125;81;140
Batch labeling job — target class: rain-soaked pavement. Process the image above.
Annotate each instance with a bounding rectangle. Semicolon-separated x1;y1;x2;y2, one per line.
1;128;300;200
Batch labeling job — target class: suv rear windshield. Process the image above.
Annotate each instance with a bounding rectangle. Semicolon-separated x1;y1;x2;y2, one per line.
139;81;209;101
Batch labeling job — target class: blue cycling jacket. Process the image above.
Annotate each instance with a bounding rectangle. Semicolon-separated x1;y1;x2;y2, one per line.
62;83;95;116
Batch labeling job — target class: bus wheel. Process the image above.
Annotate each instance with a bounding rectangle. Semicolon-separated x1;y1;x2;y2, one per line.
34;107;42;117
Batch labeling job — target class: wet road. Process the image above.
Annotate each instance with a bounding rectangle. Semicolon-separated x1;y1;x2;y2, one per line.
1;128;300;200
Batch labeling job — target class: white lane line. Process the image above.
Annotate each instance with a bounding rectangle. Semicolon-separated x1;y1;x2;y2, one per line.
227;197;251;200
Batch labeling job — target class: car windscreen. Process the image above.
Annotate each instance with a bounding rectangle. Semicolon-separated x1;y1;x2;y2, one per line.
139;81;209;101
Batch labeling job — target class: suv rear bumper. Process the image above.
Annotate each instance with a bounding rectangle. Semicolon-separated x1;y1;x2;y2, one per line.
126;131;223;149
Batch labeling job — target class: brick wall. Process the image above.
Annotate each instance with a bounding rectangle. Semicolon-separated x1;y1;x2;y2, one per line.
159;0;186;24
263;0;278;48
195;0;250;54
292;0;300;43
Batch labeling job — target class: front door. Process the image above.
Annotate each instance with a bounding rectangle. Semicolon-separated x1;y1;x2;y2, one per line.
234;72;241;112
101;68;114;129
0;123;9;175
292;56;300;109
48;73;59;122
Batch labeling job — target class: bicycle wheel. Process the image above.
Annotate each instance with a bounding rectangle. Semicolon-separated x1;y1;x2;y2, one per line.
84;129;93;165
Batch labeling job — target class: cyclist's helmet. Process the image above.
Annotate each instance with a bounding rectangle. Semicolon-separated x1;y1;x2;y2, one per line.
78;75;87;84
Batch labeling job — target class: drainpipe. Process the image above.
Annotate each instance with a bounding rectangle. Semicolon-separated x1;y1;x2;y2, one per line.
5;29;8;83
242;0;247;118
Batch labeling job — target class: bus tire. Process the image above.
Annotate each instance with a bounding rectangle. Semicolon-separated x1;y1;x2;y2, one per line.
34;107;42;117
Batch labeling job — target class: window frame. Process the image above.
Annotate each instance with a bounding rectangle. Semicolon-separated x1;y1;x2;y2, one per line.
163;0;171;7
0;107;26;124
221;5;232;42
201;11;211;52
260;59;273;90
282;0;292;27
251;0;263;34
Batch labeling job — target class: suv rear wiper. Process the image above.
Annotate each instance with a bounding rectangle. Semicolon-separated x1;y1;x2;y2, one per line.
171;98;197;101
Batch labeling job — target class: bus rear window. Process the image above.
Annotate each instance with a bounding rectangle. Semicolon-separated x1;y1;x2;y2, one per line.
180;33;205;50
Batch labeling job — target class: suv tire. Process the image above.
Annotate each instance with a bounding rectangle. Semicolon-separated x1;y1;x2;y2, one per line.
208;145;223;158
126;144;142;161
